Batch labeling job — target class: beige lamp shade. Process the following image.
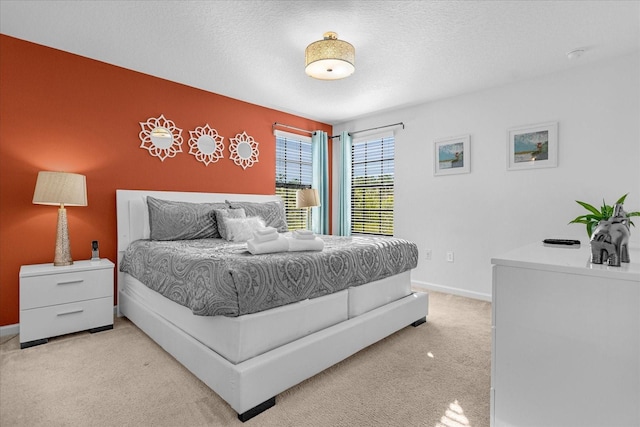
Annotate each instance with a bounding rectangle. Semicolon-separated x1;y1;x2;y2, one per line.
297;188;320;208
33;171;87;266
305;32;355;80
33;171;87;207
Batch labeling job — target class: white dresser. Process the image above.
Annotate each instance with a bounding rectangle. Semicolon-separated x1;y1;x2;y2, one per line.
491;242;639;427
20;259;115;349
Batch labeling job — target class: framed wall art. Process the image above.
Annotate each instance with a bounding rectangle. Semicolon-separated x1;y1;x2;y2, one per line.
434;134;470;176
507;121;558;170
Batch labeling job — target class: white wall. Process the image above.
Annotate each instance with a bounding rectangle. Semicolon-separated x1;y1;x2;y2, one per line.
333;53;640;300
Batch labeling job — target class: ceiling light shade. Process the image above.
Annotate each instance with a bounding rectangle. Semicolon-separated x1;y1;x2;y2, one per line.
305;32;355;80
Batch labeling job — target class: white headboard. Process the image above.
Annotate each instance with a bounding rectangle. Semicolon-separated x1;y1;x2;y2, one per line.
115;189;281;311
116;189;281;251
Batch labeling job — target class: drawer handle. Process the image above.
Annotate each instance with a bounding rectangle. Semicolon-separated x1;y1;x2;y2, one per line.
57;308;84;316
57;279;84;286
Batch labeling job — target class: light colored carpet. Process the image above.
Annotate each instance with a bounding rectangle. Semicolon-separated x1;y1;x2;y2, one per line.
0;291;491;426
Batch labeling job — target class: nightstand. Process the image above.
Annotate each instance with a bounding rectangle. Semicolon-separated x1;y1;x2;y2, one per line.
19;259;115;349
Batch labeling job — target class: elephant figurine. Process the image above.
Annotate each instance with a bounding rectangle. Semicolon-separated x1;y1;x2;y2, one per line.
590;203;630;267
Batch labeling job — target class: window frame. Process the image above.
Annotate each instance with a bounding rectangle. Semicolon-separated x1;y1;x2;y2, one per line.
350;131;395;236
275;130;313;230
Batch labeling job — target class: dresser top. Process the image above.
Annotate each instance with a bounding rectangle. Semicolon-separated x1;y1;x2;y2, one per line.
20;259;114;277
491;242;640;281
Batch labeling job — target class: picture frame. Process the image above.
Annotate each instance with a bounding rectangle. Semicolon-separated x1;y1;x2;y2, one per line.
507;121;558;170
434;134;470;176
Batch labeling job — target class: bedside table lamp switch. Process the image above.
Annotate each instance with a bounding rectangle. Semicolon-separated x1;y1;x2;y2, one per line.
32;171;87;266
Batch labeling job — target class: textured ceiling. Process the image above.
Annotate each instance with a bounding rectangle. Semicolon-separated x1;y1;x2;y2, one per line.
1;1;638;124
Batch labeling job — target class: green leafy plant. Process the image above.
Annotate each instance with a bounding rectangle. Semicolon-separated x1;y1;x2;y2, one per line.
569;193;640;238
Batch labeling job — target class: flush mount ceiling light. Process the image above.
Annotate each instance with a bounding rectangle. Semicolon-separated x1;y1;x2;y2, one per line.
305;32;355;80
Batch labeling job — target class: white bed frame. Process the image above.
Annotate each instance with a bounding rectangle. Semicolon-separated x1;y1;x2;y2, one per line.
116;189;428;421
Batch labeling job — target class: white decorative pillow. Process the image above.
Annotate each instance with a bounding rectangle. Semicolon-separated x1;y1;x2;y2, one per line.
213;208;246;240
225;200;289;232
224;216;266;242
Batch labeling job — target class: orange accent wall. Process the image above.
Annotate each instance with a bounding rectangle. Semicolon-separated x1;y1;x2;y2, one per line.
0;35;332;327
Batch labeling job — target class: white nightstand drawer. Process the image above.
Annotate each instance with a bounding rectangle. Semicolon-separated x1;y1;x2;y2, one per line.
20;268;112;310
20;296;113;343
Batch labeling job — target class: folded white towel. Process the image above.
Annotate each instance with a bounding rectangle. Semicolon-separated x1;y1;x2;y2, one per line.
287;236;324;252
292;229;316;240
252;230;279;243
255;226;277;236
247;235;289;255
294;229;314;235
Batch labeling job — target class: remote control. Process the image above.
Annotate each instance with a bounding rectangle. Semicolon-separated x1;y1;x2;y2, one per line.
543;239;580;246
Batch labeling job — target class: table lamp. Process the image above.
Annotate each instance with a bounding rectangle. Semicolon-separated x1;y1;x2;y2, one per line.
33;171;88;266
296;188;320;230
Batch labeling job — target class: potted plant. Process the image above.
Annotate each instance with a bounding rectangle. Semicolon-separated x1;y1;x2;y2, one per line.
569;193;640;238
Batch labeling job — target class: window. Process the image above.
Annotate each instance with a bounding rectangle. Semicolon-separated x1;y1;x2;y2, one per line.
351;134;395;236
275;131;312;230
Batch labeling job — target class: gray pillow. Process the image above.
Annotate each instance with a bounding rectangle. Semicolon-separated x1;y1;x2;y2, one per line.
225;200;288;232
213;208;246;240
147;196;227;241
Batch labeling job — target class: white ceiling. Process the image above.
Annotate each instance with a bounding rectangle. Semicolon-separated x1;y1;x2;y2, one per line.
1;1;638;125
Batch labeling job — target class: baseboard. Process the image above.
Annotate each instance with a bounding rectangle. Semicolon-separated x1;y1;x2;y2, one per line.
0;323;19;338
412;280;492;302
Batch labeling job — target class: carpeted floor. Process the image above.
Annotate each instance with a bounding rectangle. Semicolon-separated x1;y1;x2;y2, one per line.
0;291;491;427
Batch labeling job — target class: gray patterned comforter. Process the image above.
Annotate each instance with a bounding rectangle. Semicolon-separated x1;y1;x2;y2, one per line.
119;234;418;317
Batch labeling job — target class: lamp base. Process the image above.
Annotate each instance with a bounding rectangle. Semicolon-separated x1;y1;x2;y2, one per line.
54;207;73;266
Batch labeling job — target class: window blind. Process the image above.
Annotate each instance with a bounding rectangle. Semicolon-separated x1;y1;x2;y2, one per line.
275;132;312;230
351;134;395;236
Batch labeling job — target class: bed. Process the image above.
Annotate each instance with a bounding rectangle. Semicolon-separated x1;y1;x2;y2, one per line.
116;189;428;421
